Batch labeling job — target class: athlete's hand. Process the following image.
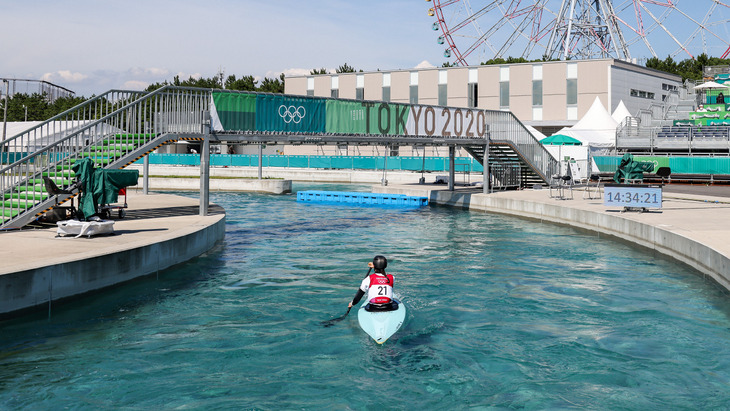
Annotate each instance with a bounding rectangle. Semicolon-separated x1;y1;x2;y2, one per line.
348;302;353;308
368;262;374;268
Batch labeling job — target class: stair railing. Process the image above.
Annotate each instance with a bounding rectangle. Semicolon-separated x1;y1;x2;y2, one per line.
483;110;558;182
1;86;211;228
0;90;147;163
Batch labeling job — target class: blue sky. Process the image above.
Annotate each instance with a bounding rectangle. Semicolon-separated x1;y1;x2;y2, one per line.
3;1;729;97
1;0;446;97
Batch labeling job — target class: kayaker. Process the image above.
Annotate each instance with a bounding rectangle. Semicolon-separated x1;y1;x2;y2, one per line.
348;255;398;312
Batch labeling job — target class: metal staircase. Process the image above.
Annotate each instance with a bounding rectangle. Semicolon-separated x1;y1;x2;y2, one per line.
463;111;558;187
1;86;211;229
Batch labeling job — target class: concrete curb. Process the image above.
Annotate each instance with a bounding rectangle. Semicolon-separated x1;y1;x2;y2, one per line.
127;164;445;186
0;192;226;316
137;177;292;194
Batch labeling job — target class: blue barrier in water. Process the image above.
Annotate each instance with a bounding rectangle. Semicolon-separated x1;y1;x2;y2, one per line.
297;190;428;207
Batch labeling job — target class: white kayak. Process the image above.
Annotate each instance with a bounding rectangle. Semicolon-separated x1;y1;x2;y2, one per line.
357;298;406;344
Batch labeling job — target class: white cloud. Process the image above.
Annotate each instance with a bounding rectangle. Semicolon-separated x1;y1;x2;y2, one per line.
129;67;169;77
41;70;88;83
122;80;149;91
414;60;436;69
176;72;202;80
277;68;311;78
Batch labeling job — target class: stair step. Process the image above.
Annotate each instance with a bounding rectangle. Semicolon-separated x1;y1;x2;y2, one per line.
4;192;49;201
70;158;111;165
30;178;72;186
106;138;147;144
43;171;76;178
24;185;48;193
81;151;123;157
1;208;22;218
2;200;35;210
114;133;156;139
103;144;137;150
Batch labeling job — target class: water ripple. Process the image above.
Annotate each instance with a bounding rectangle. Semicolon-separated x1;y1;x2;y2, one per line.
1;183;729;409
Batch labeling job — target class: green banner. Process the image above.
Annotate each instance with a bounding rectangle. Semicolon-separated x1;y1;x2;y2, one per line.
634;156;669;170
212;92;256;131
256;94;325;133
325;100;368;134
325;101;411;135
209;91;486;139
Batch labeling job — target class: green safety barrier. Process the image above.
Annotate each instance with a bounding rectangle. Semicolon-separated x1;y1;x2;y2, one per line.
594;156;730;174
136;154;484;172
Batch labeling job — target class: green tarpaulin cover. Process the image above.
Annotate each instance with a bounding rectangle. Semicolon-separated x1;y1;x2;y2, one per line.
72;158;139;220
613;153;654;183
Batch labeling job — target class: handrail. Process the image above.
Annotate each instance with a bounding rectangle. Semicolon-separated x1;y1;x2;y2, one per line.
1;86;212;228
2;86;161;174
1;89;145;145
486;110;559;181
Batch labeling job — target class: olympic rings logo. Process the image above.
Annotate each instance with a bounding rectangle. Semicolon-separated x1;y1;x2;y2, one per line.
278;105;306;124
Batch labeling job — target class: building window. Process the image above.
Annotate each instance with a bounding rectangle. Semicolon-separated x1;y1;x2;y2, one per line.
438;70;448;106
356;74;364;100
532;65;543;106
468;83;478;108
631;89;655;99
566;63;578;106
499;67;509;108
306;77;314;97
532;80;543;106
410;71;419;104
567;106;578;120
566;79;577;105
499;82;509;108
382;73;391;102
468;68;478;108
331;76;339;98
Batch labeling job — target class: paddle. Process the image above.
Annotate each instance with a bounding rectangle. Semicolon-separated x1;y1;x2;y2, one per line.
321;267;372;327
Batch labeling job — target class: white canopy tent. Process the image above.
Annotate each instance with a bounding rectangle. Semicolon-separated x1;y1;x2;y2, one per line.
542;97;619;179
557;97;618;149
611;100;633;125
524;124;547;141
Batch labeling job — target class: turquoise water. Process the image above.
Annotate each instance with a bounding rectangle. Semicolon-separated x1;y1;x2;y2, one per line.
2;183;730;409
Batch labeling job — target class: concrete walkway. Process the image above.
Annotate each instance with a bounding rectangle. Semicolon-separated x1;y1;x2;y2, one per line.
0;190;225;316
374;183;730;292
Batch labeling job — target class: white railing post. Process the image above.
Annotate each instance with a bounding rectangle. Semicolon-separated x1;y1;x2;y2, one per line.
200;110;210;216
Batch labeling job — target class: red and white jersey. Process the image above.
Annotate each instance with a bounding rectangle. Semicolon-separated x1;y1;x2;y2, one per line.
359;273;394;304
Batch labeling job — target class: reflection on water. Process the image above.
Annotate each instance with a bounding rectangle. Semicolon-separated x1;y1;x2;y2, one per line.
1;183;729;409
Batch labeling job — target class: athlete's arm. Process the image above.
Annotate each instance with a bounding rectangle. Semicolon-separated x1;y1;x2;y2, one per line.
349;289;365;307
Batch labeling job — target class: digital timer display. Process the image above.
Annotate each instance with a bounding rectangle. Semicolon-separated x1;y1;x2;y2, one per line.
603;184;662;209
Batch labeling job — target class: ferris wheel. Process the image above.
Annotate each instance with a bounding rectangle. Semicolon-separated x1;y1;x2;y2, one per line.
428;0;730;65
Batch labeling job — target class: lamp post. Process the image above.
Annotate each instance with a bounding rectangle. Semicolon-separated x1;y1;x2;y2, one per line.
23;104;27;121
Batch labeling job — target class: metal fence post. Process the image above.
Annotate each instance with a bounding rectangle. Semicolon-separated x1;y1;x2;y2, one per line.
448;145;455;191
143;155;149;195
200;111;210;216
